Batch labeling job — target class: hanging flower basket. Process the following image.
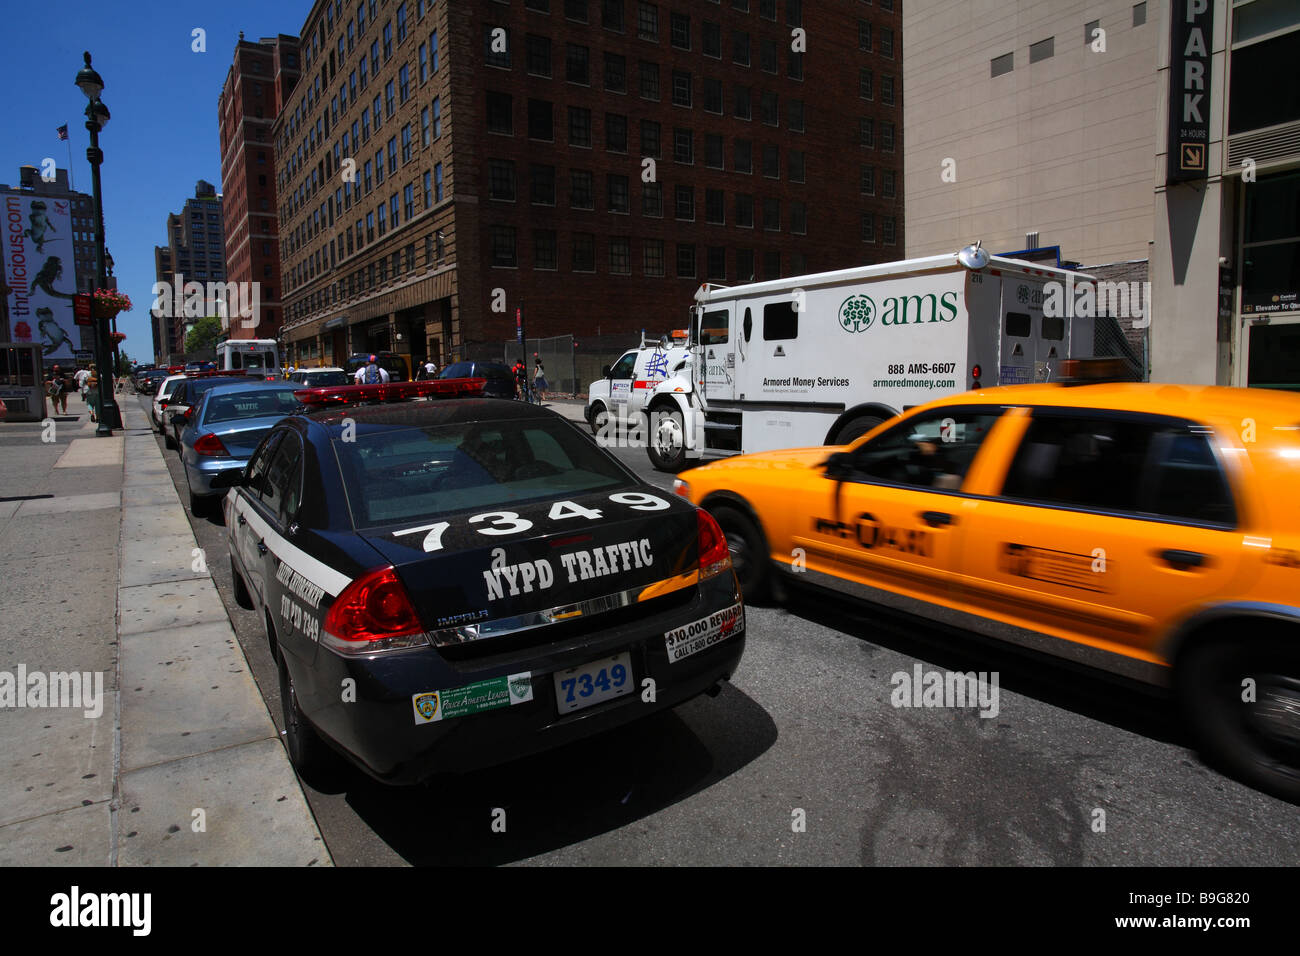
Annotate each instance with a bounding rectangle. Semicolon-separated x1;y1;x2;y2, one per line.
92;288;133;319
109;331;127;344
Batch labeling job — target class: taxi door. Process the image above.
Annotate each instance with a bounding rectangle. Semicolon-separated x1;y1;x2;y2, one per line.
954;408;1246;667
792;407;1006;613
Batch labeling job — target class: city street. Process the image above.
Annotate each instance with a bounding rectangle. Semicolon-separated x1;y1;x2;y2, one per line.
136;392;1300;866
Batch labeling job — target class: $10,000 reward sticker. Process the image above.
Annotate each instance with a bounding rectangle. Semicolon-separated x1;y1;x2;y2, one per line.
664;603;744;663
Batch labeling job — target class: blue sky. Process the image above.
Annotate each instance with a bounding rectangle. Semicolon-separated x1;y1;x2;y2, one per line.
2;0;302;362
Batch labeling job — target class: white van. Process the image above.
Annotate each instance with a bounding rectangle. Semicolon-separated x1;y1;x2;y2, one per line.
626;246;1127;470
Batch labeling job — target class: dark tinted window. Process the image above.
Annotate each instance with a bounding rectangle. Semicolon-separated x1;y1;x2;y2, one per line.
246;432;283;499
850;411;1002;490
609;352;637;378
262;432;304;520
763;301;798;340
1002;413;1236;524
700;309;729;344
1041;315;1065;340
334;419;631;525
1005;312;1031;337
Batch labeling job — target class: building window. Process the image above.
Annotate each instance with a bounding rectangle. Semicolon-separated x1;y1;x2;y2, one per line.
604;52;626;91
525;0;551;10
735;138;752;173
491;225;517;267
675;185;695;220
637;2;658;41
423;170;432;206
859;117;874;147
733;30;750;65
860;68;873;100
488;91;515;134
789;99;804;132
421;106;430;145
390;193;399;228
401;124;412;162
760;37;778;73
705;188;724;224
761;90;778;126
673;127;693;163
364;159;374;192
737;248;754;280
430;30;439;71
883;216;896;244
527;34;552;76
603;0;625;32
642;181;663;216
531;164;556;204
861;213;874;242
534;230;558;270
763;250;779;279
639;61;659;99
387;136;398;173
789;149;805;183
1029;37;1054;63
366;210;375;241
607;173;630;212
703;77;723;114
397;2;407;41
404;183;414;219
418;43;427;82
762;143;779;178
763;198;779;230
383;21;393;59
1133;2;1146;27
610;236;631;274
672;70;692;107
489;159;517;200
566;43;590;84
569;106;592;147
991;52;1013;77
734;85;751;120
524;98;552;141
573;232;596;271
570;169;594;208
606;112;628;151
670;12;690;49
566;0;588;22
880;28;894;58
434;162;443;201
486;25;512;68
882;122;895;152
432;97;441;137
881;75;895;107
676;243;696;278
858;20;871;52
706;246;726;281
705;133;724;168
644;239;664;275
704;21;721;58
640;118;661;157
790;201;806;235
883;169;896;198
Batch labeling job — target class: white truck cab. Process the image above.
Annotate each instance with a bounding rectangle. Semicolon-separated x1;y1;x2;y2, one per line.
585;330;692;435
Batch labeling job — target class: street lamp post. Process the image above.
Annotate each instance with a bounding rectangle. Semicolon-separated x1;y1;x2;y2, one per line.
75;51;120;435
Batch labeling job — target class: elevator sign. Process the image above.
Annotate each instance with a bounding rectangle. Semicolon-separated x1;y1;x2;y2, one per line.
1166;0;1213;184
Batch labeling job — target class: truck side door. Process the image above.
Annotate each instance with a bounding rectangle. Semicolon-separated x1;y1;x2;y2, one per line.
607;350;637;423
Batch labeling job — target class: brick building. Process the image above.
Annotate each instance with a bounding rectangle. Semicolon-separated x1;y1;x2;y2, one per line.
276;0;902;370
150;181;227;360
219;33;301;343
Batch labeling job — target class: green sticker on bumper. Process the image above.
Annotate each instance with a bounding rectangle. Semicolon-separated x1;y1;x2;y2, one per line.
413;672;534;725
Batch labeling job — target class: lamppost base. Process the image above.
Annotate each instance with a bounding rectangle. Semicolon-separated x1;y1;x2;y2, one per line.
95;403;122;434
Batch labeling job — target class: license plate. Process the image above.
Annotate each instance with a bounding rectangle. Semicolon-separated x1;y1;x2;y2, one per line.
553;652;634;715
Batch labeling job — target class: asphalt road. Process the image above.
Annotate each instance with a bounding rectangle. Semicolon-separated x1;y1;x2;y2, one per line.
138;393;1300;865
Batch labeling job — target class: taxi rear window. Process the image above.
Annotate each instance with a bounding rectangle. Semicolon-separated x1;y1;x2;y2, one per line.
333;418;631;526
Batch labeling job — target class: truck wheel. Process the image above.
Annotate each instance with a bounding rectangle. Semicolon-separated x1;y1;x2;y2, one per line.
709;505;772;604
1177;633;1300;803
588;402;609;438
647;407;687;472
832;414;886;446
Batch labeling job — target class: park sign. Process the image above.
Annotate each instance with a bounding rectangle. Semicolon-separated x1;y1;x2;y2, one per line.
1167;0;1214;184
3;192;78;361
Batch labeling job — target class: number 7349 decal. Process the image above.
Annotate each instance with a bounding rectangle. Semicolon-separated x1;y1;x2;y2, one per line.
392;493;671;552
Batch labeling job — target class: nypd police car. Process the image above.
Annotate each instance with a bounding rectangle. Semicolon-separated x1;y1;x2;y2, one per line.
223;379;745;784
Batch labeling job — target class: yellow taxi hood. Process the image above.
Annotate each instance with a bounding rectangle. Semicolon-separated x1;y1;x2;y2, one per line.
683;446;835;476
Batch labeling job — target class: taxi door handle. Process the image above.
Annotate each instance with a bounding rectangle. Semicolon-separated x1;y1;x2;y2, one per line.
921;511;954;527
1160;549;1205;568
256;540;268;556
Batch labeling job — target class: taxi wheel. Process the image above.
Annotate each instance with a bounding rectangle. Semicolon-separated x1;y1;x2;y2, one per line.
277;650;341;781
1178;635;1300;803
648;408;687;472
711;505;772;604
832;414;886;446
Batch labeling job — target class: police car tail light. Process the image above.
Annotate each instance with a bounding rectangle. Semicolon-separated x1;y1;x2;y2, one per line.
321;566;428;654
193;432;229;456
697;509;732;580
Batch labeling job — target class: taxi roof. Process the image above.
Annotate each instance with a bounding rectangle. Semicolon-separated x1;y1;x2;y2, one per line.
927;382;1300;425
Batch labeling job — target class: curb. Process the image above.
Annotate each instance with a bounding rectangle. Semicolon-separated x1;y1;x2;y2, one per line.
113;398;331;866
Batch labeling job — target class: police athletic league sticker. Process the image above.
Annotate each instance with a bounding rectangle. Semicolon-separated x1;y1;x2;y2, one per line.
664;603;744;663
412;672;534;725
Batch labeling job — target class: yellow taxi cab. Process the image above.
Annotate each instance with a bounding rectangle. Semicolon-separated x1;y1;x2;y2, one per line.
673;371;1300;801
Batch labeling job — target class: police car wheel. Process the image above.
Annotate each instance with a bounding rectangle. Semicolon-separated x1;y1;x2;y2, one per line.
833;414;886;446
710;505;771;604
1177;634;1300;803
277;652;340;779
163;427;175;449
648;408;687;472
230;556;253;610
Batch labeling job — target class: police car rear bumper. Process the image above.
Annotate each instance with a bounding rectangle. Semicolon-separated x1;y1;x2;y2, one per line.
292;572;745;785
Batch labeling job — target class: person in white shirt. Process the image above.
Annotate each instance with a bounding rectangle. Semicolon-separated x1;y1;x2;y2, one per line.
74;366;91;405
354;355;391;384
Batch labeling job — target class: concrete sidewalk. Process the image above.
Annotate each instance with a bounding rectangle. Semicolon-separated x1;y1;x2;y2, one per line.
0;391;329;866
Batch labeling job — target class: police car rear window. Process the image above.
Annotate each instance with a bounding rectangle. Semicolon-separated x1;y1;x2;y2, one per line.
333;419;631;525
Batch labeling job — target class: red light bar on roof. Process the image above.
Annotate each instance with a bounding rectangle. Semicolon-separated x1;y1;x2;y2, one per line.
293;377;487;407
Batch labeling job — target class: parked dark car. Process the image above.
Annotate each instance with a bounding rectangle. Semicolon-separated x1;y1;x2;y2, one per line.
439;361;517;400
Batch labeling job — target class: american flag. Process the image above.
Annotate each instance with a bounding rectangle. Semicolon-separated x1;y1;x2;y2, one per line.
56;124;68;141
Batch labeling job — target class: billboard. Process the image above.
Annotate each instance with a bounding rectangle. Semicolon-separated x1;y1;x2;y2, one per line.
3;192;78;363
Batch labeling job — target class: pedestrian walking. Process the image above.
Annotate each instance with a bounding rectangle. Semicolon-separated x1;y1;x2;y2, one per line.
420;358;439;380
74;365;90;406
85;364;100;422
354;354;389;384
46;364;69;415
513;358;529;401
533;358;549;404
